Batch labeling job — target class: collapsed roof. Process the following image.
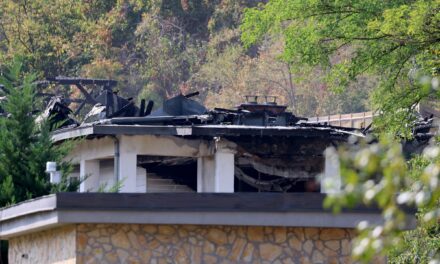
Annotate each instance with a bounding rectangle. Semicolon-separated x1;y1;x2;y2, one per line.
1;76;436;192
37;77;367;192
30;77;353;129
0;76;435;141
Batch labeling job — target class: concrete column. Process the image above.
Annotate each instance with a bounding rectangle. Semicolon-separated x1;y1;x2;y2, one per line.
118;152;137;193
197;156;215;192
136;167;147;193
321;147;341;193
80;159;100;192
197;139;235;193
214;151;234;192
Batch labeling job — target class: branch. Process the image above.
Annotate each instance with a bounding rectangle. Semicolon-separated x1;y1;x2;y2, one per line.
390;53;415;90
321;35;391;43
282;8;368;24
286;63;296;110
0;21;10;45
355;44;403;76
303;10;363;19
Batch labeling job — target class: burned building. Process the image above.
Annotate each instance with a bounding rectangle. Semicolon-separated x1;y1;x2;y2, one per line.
0;77;422;264
27;77;366;194
0;77;435;193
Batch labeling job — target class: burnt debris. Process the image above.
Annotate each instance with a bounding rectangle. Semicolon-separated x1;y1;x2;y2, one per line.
0;76;437;193
23;76;315;129
0;76;436;136
211;95;307;126
36;96;79;130
37;77;152;129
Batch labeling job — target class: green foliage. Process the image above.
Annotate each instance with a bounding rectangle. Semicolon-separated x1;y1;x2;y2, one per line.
241;0;440;135
135;3;206;99
389;220;440;263
242;2;440;261
324;135;440;262
96;178;125;193
0;0;150;91
0;0;371;116
0;0;91;77
0;59;78;206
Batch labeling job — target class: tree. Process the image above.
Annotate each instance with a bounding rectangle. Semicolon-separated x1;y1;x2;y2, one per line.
324;135;440;263
0;0;149;90
135;4;206;100
0;0;376;112
241;0;440;136
0;0;91;77
0;59;79;202
190;29;373;115
241;1;440;262
0;61;60;204
0;59;79;264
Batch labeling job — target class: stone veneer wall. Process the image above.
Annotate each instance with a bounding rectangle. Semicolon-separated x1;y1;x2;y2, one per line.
8;225;76;264
77;224;358;264
8;223;384;264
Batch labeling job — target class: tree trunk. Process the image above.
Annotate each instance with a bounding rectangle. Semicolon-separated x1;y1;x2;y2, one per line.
285;63;295;112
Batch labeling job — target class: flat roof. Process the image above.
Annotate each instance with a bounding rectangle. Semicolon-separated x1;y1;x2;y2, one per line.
51;123;363;142
0;193;414;239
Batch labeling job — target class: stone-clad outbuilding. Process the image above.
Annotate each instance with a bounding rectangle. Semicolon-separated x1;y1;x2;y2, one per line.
0;82;424;263
0;120;418;263
1;193;403;263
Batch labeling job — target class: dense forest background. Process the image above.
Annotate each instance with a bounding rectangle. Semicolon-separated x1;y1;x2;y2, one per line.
0;1;439;262
0;0;373;117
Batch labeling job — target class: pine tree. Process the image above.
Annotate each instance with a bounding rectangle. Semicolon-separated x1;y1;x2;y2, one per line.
0;59;79;264
0;59;78;205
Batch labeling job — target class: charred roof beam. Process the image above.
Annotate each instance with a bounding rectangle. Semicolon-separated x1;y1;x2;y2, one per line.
46;77;117;87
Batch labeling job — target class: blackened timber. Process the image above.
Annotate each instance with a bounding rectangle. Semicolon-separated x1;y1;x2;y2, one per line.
96;124;357;138
93;125;181;136
75;83;98;105
110;116;207;125
47;77;117;87
190;125;355;138
74;99;87;115
145;101;154;116
108;101;135;118
139;99;146;116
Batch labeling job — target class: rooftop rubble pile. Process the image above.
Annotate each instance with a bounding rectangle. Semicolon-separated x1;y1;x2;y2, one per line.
0;76;432;136
0;77;359;130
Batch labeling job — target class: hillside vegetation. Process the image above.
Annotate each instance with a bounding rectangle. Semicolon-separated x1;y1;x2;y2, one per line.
0;1;439;263
0;0;373;117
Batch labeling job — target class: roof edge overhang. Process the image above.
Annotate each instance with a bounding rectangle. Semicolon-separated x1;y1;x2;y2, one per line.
0;193;414;239
51;124;364;142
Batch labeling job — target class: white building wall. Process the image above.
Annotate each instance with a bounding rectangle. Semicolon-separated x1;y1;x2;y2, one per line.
321;147;341;194
70;135;236;193
136;167;147;193
99;159;115;189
